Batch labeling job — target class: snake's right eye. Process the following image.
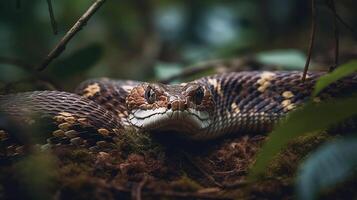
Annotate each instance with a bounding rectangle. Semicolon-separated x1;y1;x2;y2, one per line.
144;86;156;104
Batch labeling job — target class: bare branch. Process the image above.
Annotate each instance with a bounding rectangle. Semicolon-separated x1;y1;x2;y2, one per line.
182;151;223;187
46;0;58;35
131;175;148;200
302;0;317;82
325;1;357;41
328;0;339;71
335;14;357;39
38;0;106;71
107;183;230;200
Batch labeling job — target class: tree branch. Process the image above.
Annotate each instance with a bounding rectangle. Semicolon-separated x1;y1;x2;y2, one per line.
38;0;106;71
302;0;317;82
46;0;58;35
328;0;339;71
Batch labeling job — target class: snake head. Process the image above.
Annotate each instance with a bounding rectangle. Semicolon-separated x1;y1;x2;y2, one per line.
126;82;215;137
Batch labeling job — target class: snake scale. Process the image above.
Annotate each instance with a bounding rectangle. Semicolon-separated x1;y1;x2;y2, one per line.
0;71;356;156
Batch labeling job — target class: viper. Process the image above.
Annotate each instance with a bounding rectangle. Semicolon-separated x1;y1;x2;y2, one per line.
0;71;356;156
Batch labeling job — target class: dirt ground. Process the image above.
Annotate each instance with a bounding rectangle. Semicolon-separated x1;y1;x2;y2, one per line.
0;130;355;200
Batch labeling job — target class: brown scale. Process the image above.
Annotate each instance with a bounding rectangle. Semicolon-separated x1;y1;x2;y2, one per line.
126;83;172;111
0;71;356;149
196;71;356;136
0;91;123;156
75;79;142;123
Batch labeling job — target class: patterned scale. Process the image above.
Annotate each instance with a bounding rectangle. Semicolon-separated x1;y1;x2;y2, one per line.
0;71;356;155
0;91;124;156
196;71;357;139
75;78;142;125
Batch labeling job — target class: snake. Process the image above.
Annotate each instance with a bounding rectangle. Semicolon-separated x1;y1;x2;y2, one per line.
0;71;356;156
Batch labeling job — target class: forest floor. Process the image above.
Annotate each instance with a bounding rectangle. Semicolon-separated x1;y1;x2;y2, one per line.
0;131;355;200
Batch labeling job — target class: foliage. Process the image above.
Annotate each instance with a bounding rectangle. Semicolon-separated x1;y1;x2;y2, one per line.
249;60;357;179
296;137;357;200
249;95;357;179
313;60;357;97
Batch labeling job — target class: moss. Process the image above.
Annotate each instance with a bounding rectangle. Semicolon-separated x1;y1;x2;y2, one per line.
116;129;163;156
53;146;94;165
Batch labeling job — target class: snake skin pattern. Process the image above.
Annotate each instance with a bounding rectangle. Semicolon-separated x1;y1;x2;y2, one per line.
0;71;356;156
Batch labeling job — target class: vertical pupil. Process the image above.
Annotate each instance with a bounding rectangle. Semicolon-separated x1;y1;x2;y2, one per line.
145;87;156;104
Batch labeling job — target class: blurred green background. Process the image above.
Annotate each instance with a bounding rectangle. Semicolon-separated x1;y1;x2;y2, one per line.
0;0;356;91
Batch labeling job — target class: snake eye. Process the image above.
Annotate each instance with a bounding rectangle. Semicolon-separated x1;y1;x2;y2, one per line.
192;86;204;105
145;86;156;104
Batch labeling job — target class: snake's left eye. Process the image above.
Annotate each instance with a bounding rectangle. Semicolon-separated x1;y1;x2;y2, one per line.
192;86;204;105
145;86;156;104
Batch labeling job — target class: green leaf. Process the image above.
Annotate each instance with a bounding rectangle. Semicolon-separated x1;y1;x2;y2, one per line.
296;137;357;200
313;60;357;97
50;43;103;78
248;96;357;180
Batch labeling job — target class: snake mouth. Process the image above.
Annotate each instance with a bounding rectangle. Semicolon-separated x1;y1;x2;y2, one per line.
128;108;211;134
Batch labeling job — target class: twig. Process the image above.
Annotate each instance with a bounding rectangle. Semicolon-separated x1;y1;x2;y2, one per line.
182;151;223;188
143;189;231;200
331;0;339;70
335;14;357;40
221;180;250;189
131;175;148;200
38;0;106;71
325;0;339;72
46;0;58;35
302;0;317;82
109;184;231;200
323;5;356;40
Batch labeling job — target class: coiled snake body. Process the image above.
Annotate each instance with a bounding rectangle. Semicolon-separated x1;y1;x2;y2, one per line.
0;71;356;155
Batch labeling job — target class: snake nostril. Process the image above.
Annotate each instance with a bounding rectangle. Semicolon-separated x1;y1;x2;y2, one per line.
183;103;187;109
